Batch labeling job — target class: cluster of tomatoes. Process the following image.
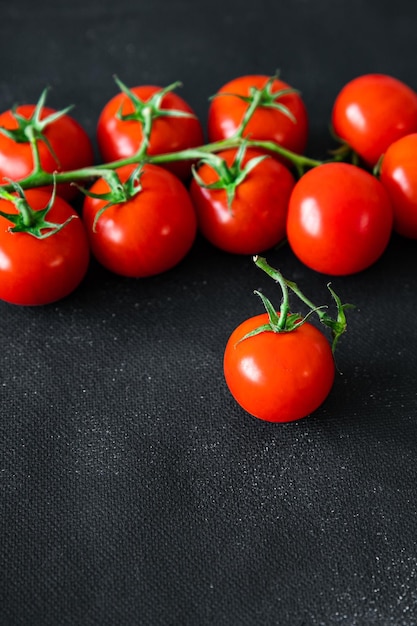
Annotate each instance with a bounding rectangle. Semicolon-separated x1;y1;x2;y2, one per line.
1;72;416;422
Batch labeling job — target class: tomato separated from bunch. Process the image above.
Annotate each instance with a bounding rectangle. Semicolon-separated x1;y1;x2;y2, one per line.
224;312;335;422
97;80;204;181
82;163;197;278
207;74;309;158
331;73;417;167
0;92;94;200
223;256;349;423
0;188;90;306
189;148;295;254
286;162;393;275
379;133;417;239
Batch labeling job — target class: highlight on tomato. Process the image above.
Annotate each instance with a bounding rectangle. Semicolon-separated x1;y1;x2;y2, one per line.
223;256;351;423
286;162;394;275
96;78;205;181
0;89;94;201
379;133;417;239
82;163;197;278
189;145;295;254
331;73;417;168
0;183;90;306
207;73;309;159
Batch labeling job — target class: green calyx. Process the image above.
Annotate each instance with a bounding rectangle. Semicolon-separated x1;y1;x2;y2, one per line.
0;88;73;167
113;76;197;156
239;256;353;352
192;141;267;209
78;164;144;231
0;179;75;239
213;72;299;138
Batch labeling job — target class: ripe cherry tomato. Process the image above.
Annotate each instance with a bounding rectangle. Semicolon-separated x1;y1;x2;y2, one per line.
189;148;295;254
286;162;393;275
224;313;335;423
379;133;417;239
0;189;90;306
0;103;94;200
82;164;197;277
207;74;309;157
97;84;204;181
331;73;417;167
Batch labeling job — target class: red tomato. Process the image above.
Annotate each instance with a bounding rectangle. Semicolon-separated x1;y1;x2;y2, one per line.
224;313;335;422
96;85;204;180
82;163;197;277
0;104;94;200
331;73;417;167
207;74;309;157
189;148;295;254
0;189;90;306
380;133;417;239
286;162;393;275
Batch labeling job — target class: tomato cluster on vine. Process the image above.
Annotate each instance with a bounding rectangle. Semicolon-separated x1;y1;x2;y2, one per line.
0;71;415;422
0;71;416;307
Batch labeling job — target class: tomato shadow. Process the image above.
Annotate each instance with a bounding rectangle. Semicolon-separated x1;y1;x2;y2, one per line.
320;357;415;435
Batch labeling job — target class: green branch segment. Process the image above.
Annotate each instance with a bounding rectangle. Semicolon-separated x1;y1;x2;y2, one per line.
0;135;322;194
239;256;353;353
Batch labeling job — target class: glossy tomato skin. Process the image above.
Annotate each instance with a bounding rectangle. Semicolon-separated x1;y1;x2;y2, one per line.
286;162;393;275
207;75;309;157
224;313;335;423
0;190;90;306
380;133;417;239
97;85;204;181
82;164;197;277
0;105;94;200
331;74;417;167
189;149;295;254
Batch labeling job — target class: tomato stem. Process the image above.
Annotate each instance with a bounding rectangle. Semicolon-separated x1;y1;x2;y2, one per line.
235;89;263;138
0;134;322;194
252;256;352;352
215;73;300;140
0;179;77;238
253;255;290;330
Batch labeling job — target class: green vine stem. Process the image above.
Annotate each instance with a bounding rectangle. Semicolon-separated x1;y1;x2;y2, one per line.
252;256;353;352
0;135;322;194
0;76;326;194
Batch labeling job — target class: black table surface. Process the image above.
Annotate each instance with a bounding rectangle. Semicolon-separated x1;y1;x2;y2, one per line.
2;1;417;625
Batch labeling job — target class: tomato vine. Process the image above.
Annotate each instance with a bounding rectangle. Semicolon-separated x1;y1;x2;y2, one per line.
0;78;322;196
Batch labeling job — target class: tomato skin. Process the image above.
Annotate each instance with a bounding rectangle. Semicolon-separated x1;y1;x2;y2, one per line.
224;313;335;423
82;164;197;278
0;190;90;306
286;162;393;275
379;133;417;239
207;75;309;157
189;149;295;254
0;105;94;200
96;85;204;181
331;74;417;167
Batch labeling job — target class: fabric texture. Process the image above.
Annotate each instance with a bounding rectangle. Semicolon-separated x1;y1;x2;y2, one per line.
1;1;417;624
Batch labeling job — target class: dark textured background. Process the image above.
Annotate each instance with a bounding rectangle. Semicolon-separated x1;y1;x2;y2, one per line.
1;1;417;625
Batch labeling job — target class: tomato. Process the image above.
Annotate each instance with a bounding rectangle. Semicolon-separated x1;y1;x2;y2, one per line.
207;74;309;157
286;162;393;275
224;313;335;423
0;189;90;306
331;73;417;167
96;84;204;181
0;102;94;200
379;133;417;239
189;148;295;254
82;163;197;277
